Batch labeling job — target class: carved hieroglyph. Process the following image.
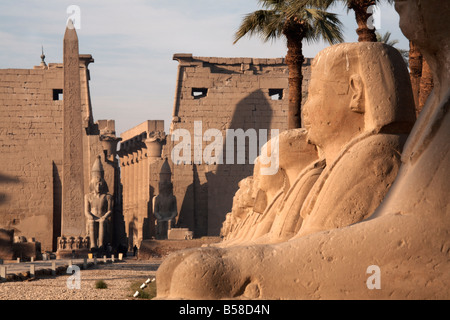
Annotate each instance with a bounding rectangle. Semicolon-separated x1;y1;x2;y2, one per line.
155;0;449;299
291;41;415;238
254;130;324;244
61;20;85;236
153;159;178;239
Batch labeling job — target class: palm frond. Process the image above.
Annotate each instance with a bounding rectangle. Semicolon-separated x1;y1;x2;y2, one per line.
376;31;399;47
258;0;288;8
376;30;409;65
234;0;344;45
301;0;335;10
300;8;344;45
234;10;281;44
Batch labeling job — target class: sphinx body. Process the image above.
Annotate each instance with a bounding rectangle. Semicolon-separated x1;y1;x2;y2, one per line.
217;129;321;247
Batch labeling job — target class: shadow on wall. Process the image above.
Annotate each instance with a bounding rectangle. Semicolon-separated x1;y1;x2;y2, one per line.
0;173;20;259
0;173;20;206
52;162;62;252
177;89;274;237
128;216;138;249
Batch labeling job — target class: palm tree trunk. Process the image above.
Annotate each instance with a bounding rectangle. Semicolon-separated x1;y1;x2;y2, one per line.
284;30;304;129
408;40;423;115
350;1;377;42
418;57;434;114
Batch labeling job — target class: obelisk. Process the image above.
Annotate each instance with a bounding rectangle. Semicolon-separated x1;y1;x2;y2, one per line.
61;20;85;236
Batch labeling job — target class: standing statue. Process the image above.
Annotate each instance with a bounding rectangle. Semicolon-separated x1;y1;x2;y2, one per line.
153;158;177;239
84;156;113;250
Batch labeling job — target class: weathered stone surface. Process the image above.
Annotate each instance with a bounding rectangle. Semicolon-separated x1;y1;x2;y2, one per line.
166;55;311;238
153;159;179;239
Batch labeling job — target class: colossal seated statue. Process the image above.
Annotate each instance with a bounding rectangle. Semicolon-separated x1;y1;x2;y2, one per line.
153;159;178;240
241;136;289;243
84;156;113;250
156;0;449;299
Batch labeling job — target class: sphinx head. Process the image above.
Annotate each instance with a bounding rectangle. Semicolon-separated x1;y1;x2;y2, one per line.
302;42;416;154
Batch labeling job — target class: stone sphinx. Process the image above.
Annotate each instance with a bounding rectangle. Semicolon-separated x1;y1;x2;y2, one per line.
215;149;287;247
252;129;323;244
84;156;113;250
221;129;322;246
215;162;261;246
155;0;449;300
220;176;255;241
234;142;288;245
291;40;416;238
153;159;178;240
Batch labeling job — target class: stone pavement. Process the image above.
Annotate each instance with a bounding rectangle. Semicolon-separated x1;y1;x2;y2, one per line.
0;257;161;300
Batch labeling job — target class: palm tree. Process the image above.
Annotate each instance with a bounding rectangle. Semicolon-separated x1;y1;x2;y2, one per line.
309;0;393;42
376;31;409;64
234;0;344;129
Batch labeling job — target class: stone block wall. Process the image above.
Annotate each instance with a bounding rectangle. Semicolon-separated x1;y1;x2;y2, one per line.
0;65;64;251
0;58;121;252
118;54;312;242
169;54;311;237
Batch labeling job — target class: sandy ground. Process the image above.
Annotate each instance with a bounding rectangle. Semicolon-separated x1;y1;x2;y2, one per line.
0;258;162;300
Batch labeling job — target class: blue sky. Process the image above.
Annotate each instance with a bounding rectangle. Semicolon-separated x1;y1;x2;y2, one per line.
0;0;408;136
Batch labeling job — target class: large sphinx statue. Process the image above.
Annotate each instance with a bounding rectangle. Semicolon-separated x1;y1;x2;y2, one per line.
153;158;178;240
220;129;322;246
155;0;449;300
84;156;113;250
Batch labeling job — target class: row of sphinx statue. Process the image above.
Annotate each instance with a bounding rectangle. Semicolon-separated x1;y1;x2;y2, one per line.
155;0;450;300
